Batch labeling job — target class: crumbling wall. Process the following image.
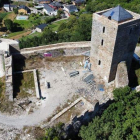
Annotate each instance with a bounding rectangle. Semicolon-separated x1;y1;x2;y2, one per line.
0;52;5;78
115;61;129;88
4;55;13;101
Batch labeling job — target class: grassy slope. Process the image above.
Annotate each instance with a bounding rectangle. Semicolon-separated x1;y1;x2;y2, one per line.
3;12;16;21
48;19;68;31
20;31;42;41
14;20;33;29
0;12;9;19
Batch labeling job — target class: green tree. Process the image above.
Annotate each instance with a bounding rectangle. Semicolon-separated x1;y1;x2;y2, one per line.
13;8;18;14
43;123;65;140
56;10;64;19
4;19;13;31
42;27;57;44
0;17;2;28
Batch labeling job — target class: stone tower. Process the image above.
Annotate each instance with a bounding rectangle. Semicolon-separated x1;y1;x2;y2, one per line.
90;6;140;83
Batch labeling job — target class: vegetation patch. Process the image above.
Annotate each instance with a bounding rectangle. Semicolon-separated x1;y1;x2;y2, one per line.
48;19;68;31
0;12;9;19
14;20;32;29
9;30;31;40
3;12;16;21
13;72;35;99
0;77;5;98
0;77;14;113
20;31;42;41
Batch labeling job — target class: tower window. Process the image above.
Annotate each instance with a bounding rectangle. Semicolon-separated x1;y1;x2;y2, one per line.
108;16;111;20
101;39;104;46
98;60;101;65
103;27;105;33
129;28;132;34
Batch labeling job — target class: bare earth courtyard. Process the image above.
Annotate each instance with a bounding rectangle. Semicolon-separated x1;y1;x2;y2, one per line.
0;54;111;139
0;55;96;138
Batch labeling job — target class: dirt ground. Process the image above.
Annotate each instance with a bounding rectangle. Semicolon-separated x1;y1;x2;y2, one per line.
0;55;112;139
53;101;87;125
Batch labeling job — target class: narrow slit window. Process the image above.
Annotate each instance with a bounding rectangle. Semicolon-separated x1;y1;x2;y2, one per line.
101;39;104;46
98;60;101;65
129;28;132;34
108;16;111;20
103;27;105;33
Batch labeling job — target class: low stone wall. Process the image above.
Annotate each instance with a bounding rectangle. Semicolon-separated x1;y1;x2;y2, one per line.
41;97;93;128
14;69;40;99
33;69;40;99
12;42;91;59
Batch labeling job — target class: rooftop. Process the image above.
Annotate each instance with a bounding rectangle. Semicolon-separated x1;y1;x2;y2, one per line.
43;4;55;12
65;5;78;12
4;4;9;7
49;1;62;7
19;5;30;11
36;23;47;30
73;0;85;4
102;5;133;22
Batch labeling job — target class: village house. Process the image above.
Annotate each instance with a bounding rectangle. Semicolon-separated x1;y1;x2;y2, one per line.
3;4;17;12
36;23;47;32
49;1;62;10
3;4;10;12
35;4;44;10
10;5;17;11
63;5;78;13
72;0;85;6
43;4;57;16
18;5;31;14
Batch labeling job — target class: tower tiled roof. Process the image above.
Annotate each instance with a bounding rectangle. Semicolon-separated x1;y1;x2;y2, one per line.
102;5;133;22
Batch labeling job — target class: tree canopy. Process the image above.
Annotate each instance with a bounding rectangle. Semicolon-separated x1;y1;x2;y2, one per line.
85;0;140;14
79;86;140;140
4;19;13;31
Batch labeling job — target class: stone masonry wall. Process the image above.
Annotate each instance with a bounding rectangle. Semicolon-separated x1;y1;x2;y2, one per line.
90;12;118;82
12;42;90;59
109;19;140;82
90;11;140;83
